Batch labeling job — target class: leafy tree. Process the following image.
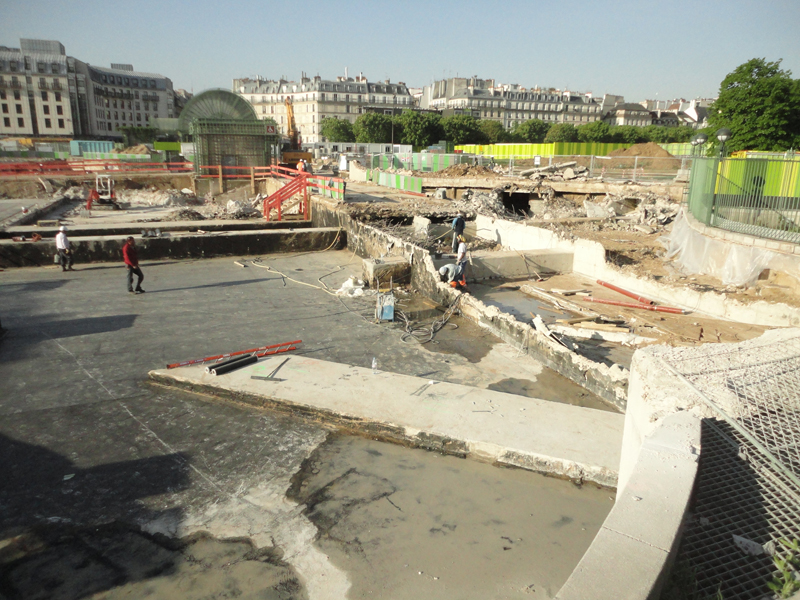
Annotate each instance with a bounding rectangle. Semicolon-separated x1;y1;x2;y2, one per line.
478;119;512;143
544;123;579;143
319;117;355;142
509;119;551;143
396;110;443;148
708;58;800;152
607;125;648;144
353;113;394;143
441;114;488;145
576;121;610;143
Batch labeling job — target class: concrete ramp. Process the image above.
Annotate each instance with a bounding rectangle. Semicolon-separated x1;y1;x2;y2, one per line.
150;355;623;487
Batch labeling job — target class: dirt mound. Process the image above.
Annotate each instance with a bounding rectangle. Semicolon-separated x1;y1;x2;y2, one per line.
609;142;673;158
115;144;150;155
423;164;500;179
165;208;205;221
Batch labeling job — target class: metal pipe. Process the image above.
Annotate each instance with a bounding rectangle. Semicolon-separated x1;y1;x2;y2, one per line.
596;280;655;305
167;340;302;369
211;354;258;376
205;353;253;374
583;296;686;314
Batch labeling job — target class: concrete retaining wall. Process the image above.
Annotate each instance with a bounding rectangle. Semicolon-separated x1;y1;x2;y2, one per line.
556;411;701;600
311;198;628;409
0;228;345;269
475;214;800;327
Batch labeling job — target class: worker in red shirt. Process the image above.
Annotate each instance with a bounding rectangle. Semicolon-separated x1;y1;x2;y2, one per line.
123;236;145;294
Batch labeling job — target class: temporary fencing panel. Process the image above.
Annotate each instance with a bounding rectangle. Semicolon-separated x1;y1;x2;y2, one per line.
454;142;629;157
687;156;800;243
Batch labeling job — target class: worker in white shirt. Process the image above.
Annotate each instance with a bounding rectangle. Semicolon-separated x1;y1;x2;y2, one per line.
55;226;74;272
454;235;468;285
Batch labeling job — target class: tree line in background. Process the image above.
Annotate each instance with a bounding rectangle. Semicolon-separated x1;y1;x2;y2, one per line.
319;110;696;149
319;58;800;154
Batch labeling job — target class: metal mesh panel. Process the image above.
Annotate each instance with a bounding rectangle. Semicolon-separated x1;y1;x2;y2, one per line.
662;336;800;600
190;118;279;175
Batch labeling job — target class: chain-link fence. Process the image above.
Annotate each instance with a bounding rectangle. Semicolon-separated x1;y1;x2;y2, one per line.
661;335;800;600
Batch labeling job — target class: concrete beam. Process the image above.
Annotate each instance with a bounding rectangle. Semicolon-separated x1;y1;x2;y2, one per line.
149;356;625;487
0;227;345;269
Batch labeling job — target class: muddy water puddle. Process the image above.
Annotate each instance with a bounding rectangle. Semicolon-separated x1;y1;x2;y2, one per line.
290;435;612;599
1;525;305;600
469;282;569;323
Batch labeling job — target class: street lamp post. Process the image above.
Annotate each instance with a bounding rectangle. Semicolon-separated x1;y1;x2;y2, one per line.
715;128;731;158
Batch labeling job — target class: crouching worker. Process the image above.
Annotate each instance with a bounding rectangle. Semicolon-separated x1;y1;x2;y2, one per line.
438;263;467;290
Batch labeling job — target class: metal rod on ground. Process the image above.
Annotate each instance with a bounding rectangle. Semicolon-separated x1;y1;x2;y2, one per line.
596;280;655;305
582;297;686;314
166;340;302;369
255;345;297;358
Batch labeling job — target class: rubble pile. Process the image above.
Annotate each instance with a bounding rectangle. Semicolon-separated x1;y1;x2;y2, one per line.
423;164;500;179
117;188;187;207
164;208;205;221
523;161;592;182
453;189;511;218
583;192;679;231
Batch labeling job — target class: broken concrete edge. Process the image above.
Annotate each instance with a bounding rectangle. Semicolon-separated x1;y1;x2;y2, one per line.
555;411;701;600
147;372;617;488
1;195;73;230
0;228;346;269
310;198;628;410
4;219;312;239
475;214;800;327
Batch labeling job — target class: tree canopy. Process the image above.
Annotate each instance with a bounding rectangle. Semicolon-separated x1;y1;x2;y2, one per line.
441;115;487;145
319;117;355;143
576;120;610;143
544;123;579;143
396;110;443;148
708;58;800;152
509;119;551;143
353;113;394;144
479;119;512;143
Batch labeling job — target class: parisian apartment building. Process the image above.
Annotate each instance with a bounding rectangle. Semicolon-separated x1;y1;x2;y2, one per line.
0;38;175;139
233;72;413;144
418;76;609;129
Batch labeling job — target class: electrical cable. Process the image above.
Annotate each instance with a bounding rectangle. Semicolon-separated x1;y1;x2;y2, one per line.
397;294;462;344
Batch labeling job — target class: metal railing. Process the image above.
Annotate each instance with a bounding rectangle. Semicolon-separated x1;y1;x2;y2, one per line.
687;156;800;243
0;160;192;177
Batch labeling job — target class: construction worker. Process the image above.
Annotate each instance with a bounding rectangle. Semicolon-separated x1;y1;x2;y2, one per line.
451;211;466;253
55;226;74;272
296;160;305;173
454;235;468;286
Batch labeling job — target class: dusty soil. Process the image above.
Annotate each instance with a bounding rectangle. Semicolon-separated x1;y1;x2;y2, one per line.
608;142;673;158
419;164;501;179
288;434;612;600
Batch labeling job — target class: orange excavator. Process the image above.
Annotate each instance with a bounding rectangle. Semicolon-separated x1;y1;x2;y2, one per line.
280;97;311;169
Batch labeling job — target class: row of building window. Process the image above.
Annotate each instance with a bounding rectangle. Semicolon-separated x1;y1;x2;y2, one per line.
94;108;156;122
0;116;64;129
99;73;158;88
0;60;61;74
249;93;410;105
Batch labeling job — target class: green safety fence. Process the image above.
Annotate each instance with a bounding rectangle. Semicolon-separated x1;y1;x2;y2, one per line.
660;143;693;157
687;156;800;243
366;169;422;193
454;142;629;157
367;153;477;172
0;150;70;159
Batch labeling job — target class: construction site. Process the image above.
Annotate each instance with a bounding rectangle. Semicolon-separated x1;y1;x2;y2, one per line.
2;91;800;600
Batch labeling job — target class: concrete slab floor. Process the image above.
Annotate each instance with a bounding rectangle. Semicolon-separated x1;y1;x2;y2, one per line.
0;251;616;599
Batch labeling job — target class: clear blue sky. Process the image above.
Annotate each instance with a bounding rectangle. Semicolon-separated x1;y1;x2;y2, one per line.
3;0;799;102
